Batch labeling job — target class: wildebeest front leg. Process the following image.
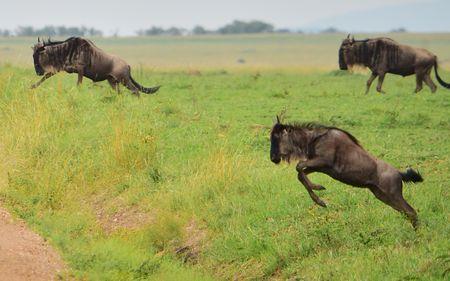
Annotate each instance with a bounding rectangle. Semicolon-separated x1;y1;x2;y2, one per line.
31;72;54;89
297;171;327;207
303;167;326;190
365;73;377;94
77;67;84;86
376;73;386;94
296;161;328;207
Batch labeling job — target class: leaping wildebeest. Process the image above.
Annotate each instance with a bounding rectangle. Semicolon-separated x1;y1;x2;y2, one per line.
270;117;423;228
339;35;450;94
32;37;160;96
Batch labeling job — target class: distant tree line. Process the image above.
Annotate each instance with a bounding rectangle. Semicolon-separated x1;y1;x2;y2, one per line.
0;26;103;37
138;20;296;36
0;21;387;37
136;21;359;36
0;29;11;37
136;26;188;36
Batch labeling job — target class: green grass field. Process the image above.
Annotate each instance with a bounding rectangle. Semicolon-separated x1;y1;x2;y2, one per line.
0;34;449;280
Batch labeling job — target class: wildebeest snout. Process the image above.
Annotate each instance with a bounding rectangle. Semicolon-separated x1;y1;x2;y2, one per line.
271;155;281;164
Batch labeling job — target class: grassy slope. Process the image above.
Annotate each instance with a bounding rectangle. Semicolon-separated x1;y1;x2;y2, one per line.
0;66;448;280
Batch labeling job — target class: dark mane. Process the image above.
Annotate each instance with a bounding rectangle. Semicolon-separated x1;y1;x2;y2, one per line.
340;37;400;69
367;38;400;68
43;37;77;47
283;122;361;146
40;37;93;70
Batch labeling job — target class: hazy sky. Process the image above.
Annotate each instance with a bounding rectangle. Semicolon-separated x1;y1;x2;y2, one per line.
0;0;443;35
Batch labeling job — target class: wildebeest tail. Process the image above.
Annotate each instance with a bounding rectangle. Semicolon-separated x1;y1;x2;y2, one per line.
400;168;423;183
434;61;450;89
129;73;160;94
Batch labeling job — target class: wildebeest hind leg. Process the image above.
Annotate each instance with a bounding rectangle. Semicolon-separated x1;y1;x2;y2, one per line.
365;73;377;94
369;186;418;229
297;171;327;207
108;77;120;93
424;73;437;93
123;79;140;97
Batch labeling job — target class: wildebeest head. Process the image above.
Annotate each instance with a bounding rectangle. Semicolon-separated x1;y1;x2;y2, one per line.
32;38;47;76
338;34;355;70
270;116;293;164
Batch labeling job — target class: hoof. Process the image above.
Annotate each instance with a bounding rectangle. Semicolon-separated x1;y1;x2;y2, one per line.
314;199;327;208
313;185;326;191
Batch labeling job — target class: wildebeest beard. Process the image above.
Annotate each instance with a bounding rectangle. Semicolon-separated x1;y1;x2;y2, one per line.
338;47;347;70
33;50;44;75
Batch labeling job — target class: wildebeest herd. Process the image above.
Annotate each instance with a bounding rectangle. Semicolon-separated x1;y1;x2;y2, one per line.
30;35;449;229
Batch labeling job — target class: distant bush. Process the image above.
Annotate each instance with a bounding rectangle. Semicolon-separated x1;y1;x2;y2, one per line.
320;27;342;34
0;29;11;37
137;26;186;36
217;20;274;34
390;27;408;33
13;25;103;37
192;25;209;35
275;28;292;34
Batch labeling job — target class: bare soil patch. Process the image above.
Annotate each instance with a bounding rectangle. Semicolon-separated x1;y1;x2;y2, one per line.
0;206;66;281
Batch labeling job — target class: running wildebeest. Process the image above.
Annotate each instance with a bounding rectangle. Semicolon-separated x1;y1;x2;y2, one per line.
339;34;450;94
270;117;423;228
31;37;160;96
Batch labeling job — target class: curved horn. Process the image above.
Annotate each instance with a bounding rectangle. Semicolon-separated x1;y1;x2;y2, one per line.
37;37;40;43
276;115;280;124
347;33;350;39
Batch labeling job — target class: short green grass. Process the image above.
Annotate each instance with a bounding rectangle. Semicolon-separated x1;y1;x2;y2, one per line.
0;35;449;280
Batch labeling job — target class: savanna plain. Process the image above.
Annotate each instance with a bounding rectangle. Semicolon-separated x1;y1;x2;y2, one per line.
0;34;449;280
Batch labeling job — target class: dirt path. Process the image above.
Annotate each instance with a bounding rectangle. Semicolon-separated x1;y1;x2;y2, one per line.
0;206;66;281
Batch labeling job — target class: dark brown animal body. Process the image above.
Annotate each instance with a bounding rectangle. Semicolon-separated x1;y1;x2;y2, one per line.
32;37;160;96
339;35;450;94
270;118;423;228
